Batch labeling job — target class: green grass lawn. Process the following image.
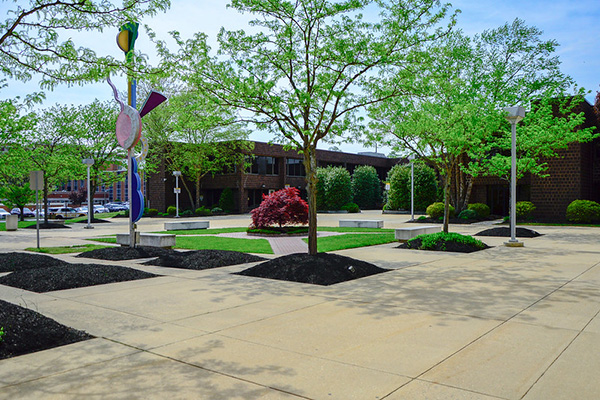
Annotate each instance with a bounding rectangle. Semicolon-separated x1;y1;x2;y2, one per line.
303;233;397;252
88;235;273;254
174;236;273;253
0;220;36;231
25;244;114;254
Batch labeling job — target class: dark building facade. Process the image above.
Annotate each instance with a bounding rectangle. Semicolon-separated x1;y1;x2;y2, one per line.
147;142;399;213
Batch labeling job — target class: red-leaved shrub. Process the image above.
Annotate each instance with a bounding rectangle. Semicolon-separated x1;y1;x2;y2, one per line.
251;187;309;228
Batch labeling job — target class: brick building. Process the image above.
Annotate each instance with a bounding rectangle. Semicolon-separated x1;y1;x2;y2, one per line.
470;98;600;220
147;141;399;213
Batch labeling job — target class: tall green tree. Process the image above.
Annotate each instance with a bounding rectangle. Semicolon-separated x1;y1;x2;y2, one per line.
368;20;595;232
155;0;455;254
0;0;170;88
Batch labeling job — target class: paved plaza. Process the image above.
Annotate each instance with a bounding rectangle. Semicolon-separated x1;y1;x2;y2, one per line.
1;211;599;399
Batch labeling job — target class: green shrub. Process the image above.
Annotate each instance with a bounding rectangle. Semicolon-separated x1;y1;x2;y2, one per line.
145;208;159;217
158;212;168;217
167;205;177;216
516;201;536;220
316;168;328;211
385;163;438;211
218;188;235;212
341;202;360;213
457;209;478;220
211;207;223;214
324;167;352;210
0;326;5;343
426;202;455;219
180;209;193;217
417;215;427;221
566;200;600;223
351;165;382;209
195;206;212;216
406;232;487;251
468;203;491;219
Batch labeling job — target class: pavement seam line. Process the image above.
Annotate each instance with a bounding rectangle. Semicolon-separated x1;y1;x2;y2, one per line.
380;377;509;400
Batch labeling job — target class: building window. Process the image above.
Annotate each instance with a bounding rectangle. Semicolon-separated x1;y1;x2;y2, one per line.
286;158;305;177
248;156;279;175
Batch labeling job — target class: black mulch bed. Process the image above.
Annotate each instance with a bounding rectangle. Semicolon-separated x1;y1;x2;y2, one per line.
73;218;111;224
24;222;70;229
475;227;542;238
76;245;174;261
397;240;490;253
235;253;390;286
0;252;65;272
142;249;266;270
0;263;158;293
0;299;93;360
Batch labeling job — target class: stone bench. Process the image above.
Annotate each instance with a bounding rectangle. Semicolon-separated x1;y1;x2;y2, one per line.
116;233;176;249
395;226;440;241
339;220;384;229
164;220;209;231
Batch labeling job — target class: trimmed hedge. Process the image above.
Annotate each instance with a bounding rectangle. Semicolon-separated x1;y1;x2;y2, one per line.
316;166;352;211
566;200;600;223
342;202;360;213
167;206;177;216
351;165;382;209
426;202;455;219
516;201;536;220
468;203;490;219
458;209;477;220
218;188;235;213
385;163;438;211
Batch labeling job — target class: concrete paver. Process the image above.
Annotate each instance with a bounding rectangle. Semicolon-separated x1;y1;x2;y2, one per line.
1;211;600;399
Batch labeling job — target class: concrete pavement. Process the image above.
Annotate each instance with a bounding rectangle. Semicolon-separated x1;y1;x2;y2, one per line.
1;212;600;399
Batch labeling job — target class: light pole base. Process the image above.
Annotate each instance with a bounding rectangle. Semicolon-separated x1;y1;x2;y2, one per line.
84;226;94;229
504;240;524;247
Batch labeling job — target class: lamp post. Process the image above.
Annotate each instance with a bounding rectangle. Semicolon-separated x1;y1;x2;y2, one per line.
173;171;181;218
408;154;416;221
504;106;525;247
82;158;95;229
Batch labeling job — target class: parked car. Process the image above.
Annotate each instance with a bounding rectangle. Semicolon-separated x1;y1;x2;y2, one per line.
0;208;10;219
10;207;35;217
93;205;109;213
48;207;85;219
105;203;128;212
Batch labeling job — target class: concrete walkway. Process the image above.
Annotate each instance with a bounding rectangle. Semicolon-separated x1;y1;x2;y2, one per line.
1;212;600;399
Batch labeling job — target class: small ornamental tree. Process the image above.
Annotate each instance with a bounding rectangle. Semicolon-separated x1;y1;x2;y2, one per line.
251;187;309;229
69;187;87;207
218;188;235;213
351;165;382;209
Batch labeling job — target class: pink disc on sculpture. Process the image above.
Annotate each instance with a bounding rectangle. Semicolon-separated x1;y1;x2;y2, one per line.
115;105;142;149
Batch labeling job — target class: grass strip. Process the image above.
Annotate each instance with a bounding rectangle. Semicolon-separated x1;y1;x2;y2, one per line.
25;244;114;254
175;236;273;254
303;233;397;252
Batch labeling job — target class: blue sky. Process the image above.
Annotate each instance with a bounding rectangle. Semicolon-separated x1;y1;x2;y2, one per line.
1;0;598;153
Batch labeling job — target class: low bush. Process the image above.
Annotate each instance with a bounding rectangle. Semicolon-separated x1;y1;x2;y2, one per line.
251;187;309;228
158;212;168;217
247;226;308;235
566;200;600;223
211;207;223;214
167;206;177;216
516;201;536;220
426;202;455;219
145;208;159;217
342;202;360;213
195;206;212;216
468;203;490;219
405;232;487;252
180;210;194;217
457;209;478;220
0;326;4;343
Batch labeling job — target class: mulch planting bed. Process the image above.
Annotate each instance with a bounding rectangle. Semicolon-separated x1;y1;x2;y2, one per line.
397;240;489;253
76;245;174;260
408;216;501;225
73;218;111;224
0;299;93;360
143;249;266;270
475;227;542;238
236;253;389;286
0;252;159;292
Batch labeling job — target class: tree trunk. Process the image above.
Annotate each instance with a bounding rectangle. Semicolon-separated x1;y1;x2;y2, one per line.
195;175;201;210
443;173;451;234
303;145;318;255
43;179;49;224
180;176;194;211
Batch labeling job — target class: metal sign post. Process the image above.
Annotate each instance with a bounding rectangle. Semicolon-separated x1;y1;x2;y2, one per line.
173;171;181;218
29;171;43;249
82;158;95;229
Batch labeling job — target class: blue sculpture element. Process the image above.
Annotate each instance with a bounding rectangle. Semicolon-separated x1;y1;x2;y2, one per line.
131;157;144;223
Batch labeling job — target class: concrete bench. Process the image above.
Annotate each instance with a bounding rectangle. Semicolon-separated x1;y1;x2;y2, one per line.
339;220;384;229
164;220;209;231
116;233;176;249
395;226;440;241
